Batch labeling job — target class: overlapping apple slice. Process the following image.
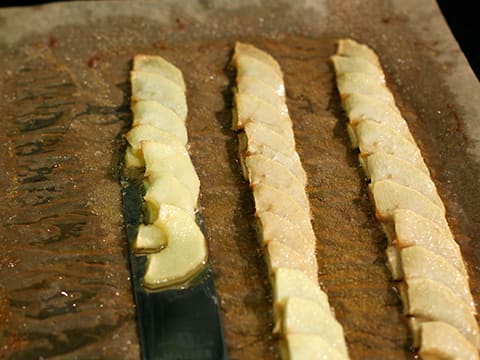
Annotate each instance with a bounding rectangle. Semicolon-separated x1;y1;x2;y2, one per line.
124;55;207;289
333;38;479;356
233;42;349;359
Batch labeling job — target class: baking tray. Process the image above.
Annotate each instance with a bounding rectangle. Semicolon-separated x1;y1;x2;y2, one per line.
0;1;479;359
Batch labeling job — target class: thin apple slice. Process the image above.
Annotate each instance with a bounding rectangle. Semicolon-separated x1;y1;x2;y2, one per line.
331;55;385;83
237;75;286;110
130;71;187;120
342;93;414;143
233;42;283;78
142;140;200;203
266;241;318;283
281;334;349;360
132;101;188;143
245;154;309;211
394;246;474;312
419;321;479;360
256;211;315;258
336;38;381;67
402;277;479;348
143;204;207;289
133;54;186;91
273;268;329;310
233;92;295;146
281;297;349;357
143;173;196;222
336;72;395;105
366;152;444;208
253;183;315;243
370;180;448;230
355;120;429;175
125;124;187;167
134;223;167;253
392;209;466;275
240;122;306;184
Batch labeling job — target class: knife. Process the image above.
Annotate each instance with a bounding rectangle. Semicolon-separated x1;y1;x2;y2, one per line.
121;178;228;360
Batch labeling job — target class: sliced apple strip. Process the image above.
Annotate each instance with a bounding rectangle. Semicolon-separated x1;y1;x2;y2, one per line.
143;204;207;289
143;173;196;222
392;209;466;275
403;277;479;348
125;124;187;167
256;211;315;258
132;54;186;91
331;55;385;83
142;140;200;203
281;334;348;360
281;297;349;357
355;120;429;175
419;321;479;360
253;183;315;243
366;152;444;208
245;154;310;211
370;180;448;230
130;71;187;119
395;246;474;311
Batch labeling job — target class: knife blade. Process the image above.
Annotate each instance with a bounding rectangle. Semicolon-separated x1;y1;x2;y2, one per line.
121;177;228;360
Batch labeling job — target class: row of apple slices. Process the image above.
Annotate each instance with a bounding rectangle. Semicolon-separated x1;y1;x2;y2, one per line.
233;42;350;360
332;38;479;359
125;55;207;289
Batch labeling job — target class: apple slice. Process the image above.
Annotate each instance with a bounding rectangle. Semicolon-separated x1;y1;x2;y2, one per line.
370;180;448;230
233;92;295;146
281;297;349;357
366;152;444;208
240;122;306;185
134;224;167;253
266;241;318;283
125;124;187;167
143;204;207;289
394;246;474;312
132;101;188;143
133;54;186;91
245;154;309;211
402;277;479;348
237;75;286;110
234;42;283;78
256;211;315;258
281;334;348;360
273;268;329;310
392;209;466;275
331;55;385;83
336;72;395;105
253;183;315;243
343;93;414;143
355;120;429;175
130;71;187;120
142;140;200;203
143;173;196;222
419;321;479;360
336;38;381;67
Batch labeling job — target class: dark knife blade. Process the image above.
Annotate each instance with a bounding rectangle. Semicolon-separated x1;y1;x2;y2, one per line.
121;178;228;360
